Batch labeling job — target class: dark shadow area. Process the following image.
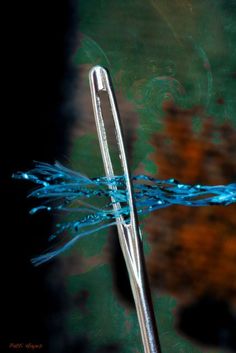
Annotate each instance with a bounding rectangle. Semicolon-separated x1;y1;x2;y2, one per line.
1;1;81;352
177;296;236;352
110;229;134;307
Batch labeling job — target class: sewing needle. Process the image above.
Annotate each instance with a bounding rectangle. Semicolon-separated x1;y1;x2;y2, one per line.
89;65;162;353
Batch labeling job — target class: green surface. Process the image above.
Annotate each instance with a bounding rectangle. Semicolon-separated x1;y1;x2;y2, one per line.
66;1;236;352
67;265;202;353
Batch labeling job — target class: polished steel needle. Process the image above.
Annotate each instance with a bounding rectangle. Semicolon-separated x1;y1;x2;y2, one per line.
89;65;162;353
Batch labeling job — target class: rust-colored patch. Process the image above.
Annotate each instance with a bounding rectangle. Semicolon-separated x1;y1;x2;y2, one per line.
147;101;236;306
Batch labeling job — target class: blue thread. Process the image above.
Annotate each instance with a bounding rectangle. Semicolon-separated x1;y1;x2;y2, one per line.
13;162;236;265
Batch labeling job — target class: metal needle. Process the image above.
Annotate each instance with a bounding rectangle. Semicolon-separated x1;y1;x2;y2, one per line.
89;65;162;353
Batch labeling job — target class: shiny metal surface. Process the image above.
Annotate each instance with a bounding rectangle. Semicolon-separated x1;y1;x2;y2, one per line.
89;65;162;353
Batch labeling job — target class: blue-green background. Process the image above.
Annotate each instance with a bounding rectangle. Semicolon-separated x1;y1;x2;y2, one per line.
65;1;236;352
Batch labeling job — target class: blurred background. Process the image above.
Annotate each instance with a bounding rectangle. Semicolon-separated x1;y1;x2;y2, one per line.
2;1;236;352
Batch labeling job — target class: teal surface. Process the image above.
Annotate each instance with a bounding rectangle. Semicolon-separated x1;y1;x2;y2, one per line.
66;1;236;352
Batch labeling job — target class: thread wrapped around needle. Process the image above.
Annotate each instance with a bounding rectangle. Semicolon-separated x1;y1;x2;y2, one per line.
13;161;236;265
